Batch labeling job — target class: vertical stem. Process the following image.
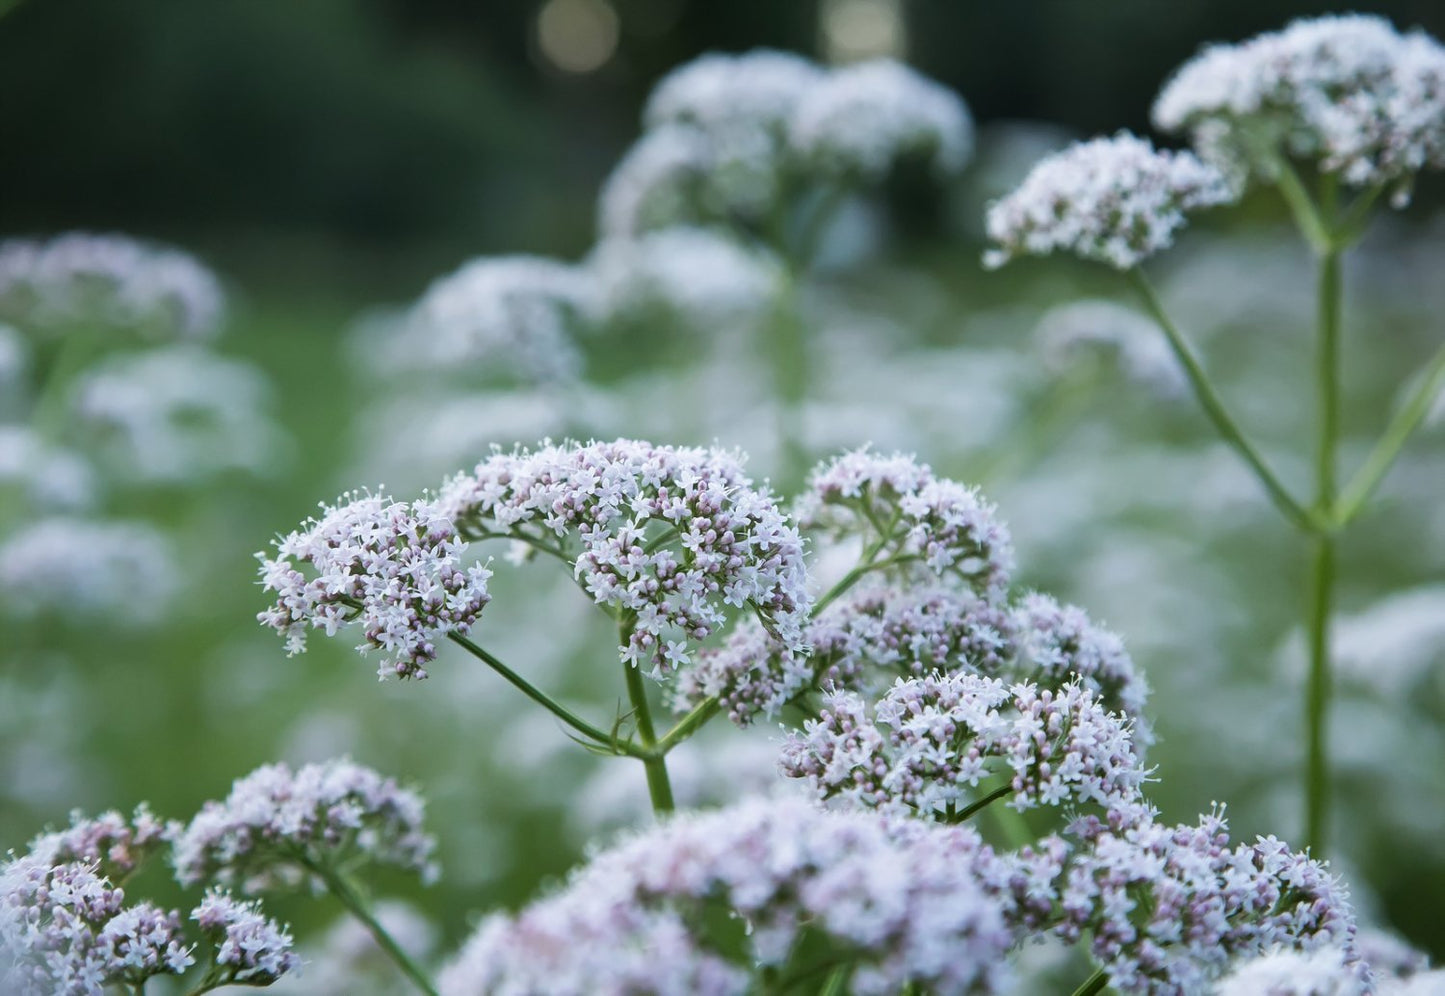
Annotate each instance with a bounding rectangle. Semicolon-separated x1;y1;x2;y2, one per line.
1305;246;1342;855
306;859;438;996
770;267;809;493
620;617;675;815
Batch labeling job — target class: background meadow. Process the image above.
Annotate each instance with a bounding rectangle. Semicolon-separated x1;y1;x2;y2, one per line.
3;0;1445;982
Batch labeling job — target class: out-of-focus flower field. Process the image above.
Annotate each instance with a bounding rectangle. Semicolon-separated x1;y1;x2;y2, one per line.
3;3;1445;992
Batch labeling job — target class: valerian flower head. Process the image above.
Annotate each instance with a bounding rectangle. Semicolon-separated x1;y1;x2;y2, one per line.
1059;805;1357;994
676;581;1016;725
71;346;284;485
192;890;300;986
257;490;492;680
1153;15;1445;207
1;856;194;995
1033;298;1186;399
586;227;779;334
0;232;224;341
0;426;97;512
789;59;974;181
170;758;437;893
779;674;1148;819
25;804;174;881
0;517;176;624
644;49;824;135
388;255;594;386
437;439;810;677
983;133;1236;270
1215;945;1371;996
1012;591;1153;743
438;796;1016;996
797;448;1014;599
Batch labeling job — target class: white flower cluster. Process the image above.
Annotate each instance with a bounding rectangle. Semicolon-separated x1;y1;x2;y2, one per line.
780;674;1147;818
1220;934;1440;995
171;758;437;892
24;804;173;880
1057;806;1356;994
192;890;300;986
676;581;1016;723
386;256;592;386
0;232;224;340
798;448;1015;598
983;133;1236;270
789;59;974;182
0;856;194;995
257;490;493;679
1034;298;1187;399
1012;591;1152;741
0;426;96;511
601;50;972;237
586;227;779;334
438;439;810;676
0;517;176;624
71;345;283;484
438;796;1016;996
1153;15;1445;206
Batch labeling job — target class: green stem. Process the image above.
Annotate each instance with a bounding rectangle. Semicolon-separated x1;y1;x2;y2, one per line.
620;618;675;814
953;783;1014;822
1071;966;1110;996
654;696;720;754
1332;339;1445;525
1305;246;1342;856
770;267;809;493
446;632;643;758
818;963;851;996
303;857;438;996
1272;156;1333;255
1129;269;1321;534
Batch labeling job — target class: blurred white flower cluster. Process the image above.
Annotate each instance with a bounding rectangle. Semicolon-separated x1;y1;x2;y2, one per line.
0;232;286;625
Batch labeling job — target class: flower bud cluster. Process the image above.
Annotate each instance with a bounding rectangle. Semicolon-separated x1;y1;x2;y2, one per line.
25;804;173;880
797;448;1014;598
438;439;810;676
192;889;300;986
257;490;492;679
1153;15;1445;206
171;758;437;893
779;674;1147;818
0;856;194;994
601;50;972;237
983;133;1236;270
1059;806;1356;994
0;232;224;341
676;581;1015;723
438;796;1016;996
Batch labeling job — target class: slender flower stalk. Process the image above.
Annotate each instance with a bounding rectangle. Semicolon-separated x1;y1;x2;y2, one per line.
620;616;676;814
298;855;439;996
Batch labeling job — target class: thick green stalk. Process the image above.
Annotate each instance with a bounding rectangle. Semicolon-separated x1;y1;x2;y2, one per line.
620;617;675;814
306;858;438;996
1305;247;1342;855
1129;270;1321;533
623;658;675;814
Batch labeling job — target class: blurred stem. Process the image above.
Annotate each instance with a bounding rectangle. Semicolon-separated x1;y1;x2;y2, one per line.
446;632;645;758
952;783;1013;822
1071;967;1110;996
1272;156;1333;255
1128;269;1321;534
29;329;102;444
1332;339;1445;525
819;964;851;996
301;856;438;996
620;616;675;814
1305;244;1342;856
770;267;809;494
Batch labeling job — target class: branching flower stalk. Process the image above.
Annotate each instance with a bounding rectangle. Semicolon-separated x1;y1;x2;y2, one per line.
985;15;1445;858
